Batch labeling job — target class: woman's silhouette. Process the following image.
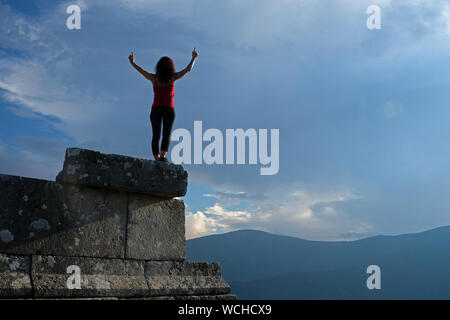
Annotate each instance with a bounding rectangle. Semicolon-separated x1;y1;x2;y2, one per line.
129;48;198;162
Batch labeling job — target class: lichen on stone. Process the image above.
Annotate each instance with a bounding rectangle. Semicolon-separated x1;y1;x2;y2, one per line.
0;230;14;243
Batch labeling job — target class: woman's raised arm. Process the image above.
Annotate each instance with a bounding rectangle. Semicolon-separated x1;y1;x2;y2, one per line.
173;48;198;81
128;52;155;82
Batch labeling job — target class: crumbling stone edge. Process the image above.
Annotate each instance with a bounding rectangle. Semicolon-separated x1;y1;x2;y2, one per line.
0;252;236;300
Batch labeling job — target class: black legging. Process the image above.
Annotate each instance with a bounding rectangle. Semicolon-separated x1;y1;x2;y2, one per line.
150;106;175;156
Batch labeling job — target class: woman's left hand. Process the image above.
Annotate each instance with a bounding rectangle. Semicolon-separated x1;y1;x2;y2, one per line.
192;48;198;59
128;52;135;64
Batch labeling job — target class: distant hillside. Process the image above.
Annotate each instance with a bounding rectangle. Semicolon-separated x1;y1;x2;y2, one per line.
186;227;450;299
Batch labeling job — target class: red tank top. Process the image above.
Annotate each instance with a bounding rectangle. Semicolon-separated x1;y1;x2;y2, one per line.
152;80;175;109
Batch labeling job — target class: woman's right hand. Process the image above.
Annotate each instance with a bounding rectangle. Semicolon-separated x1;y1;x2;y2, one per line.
128;52;135;64
192;48;198;59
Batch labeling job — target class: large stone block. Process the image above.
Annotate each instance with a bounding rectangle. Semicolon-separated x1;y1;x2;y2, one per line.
0;254;32;298
56;148;188;197
0;174;127;259
32;255;148;298
145;261;231;296
126;195;185;260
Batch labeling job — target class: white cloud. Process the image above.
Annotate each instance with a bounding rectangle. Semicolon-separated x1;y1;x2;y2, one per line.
186;187;371;241
442;1;450;35
0;4;41;49
185;211;208;239
0;59;83;121
0;3;70;60
185;203;252;239
186;210;227;239
118;0;450;53
205;203;251;219
5;105;43;120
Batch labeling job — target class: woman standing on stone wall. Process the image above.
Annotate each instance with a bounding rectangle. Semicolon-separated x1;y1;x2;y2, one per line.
128;48;198;163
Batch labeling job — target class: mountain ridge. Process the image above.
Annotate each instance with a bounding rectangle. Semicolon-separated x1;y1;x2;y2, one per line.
189;224;450;243
187;225;450;299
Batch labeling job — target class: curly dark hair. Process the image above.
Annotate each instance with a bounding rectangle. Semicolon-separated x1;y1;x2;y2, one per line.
155;56;175;84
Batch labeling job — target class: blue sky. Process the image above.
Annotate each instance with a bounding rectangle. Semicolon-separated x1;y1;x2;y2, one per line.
1;0;450;240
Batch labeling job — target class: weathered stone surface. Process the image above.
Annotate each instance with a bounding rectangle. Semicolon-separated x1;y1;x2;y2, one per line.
56;148;188;197
0;254;32;297
0;147;235;300
32;255;148;298
145;261;231;296
0;174;127;259
127;195;185;260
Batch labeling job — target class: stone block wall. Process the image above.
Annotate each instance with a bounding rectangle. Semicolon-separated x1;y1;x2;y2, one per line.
0;148;235;299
